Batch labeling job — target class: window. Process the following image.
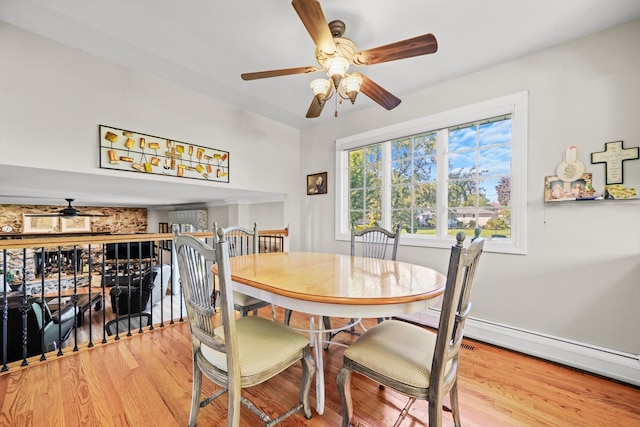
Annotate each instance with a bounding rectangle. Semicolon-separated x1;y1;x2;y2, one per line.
335;92;527;254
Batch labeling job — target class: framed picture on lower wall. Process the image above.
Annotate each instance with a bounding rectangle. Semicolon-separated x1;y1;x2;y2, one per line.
61;217;91;233
22;215;59;233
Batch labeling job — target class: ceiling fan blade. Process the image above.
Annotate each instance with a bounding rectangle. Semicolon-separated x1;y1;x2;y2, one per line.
24;213;62;218
352;33;438;66
241;66;320;81
75;213;111;217
292;0;337;55
359;74;401;110
305;96;327;118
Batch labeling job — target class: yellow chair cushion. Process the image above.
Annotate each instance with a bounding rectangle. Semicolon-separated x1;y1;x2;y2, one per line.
201;316;309;377
344;319;451;388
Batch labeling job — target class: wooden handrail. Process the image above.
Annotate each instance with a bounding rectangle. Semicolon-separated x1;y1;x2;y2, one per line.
0;228;289;250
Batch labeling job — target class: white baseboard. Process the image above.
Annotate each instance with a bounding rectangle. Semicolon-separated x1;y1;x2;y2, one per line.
396;310;640;387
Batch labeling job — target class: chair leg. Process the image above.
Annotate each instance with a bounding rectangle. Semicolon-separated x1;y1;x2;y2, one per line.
188;360;203;427
450;379;462;427
299;349;315;419
322;316;332;350
428;394;444;427
337;366;354;427
228;384;242;427
283;309;292;326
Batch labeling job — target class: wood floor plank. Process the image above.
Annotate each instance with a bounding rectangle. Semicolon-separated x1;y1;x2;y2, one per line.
1;308;639;426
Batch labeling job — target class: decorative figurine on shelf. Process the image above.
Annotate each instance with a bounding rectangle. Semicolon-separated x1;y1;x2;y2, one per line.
557;146;585;183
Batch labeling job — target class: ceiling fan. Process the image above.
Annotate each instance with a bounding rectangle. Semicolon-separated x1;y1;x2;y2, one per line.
24;199;111;218
241;0;438;118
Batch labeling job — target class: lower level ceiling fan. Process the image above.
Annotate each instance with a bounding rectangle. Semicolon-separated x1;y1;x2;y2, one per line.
241;0;438;118
23;199;111;218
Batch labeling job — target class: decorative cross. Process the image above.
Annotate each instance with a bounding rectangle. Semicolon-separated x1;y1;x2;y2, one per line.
591;141;639;185
165;148;182;170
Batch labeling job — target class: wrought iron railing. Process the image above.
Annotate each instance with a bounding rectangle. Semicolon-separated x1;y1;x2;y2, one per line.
0;228;288;372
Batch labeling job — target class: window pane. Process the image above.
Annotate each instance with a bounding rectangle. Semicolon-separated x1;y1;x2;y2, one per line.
449;124;477;151
350;211;364;226
349;148;364;168
414;183;436;207
479;177;500;205
448;150;476;176
479;118;511;147
413;156;436;182
392;209;412;233
485;207;511;238
413;133;436;157
478;146;511;177
392;138;412;160
350;167;364;189
415;209;436;230
366;188;381;210
391;160;411;184
365;210;382;227
365;145;382;165
365;165;382;187
391;185;411;209
494;176;511;207
350;189;364;210
448;179;478;208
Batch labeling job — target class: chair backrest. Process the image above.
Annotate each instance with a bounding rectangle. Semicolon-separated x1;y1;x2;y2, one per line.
174;231;240;379
430;232;484;398
213;222;259;257
350;224;401;260
1;296;48;362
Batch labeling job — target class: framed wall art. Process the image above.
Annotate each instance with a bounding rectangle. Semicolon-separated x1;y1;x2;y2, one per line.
307;172;327;195
99;125;229;183
22;215;59;233
60;217;91;233
544;173;592;201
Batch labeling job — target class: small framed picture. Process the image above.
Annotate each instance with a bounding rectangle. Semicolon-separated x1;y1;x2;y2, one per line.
307;172;327;195
60;216;91;232
22;215;59;233
544;173;592;201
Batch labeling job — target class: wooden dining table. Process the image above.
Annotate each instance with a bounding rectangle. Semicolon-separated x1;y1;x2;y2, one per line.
227;251;447;415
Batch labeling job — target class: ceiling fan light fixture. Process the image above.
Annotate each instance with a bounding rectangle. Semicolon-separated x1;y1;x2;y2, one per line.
310;78;332;104
325;56;349;88
342;73;363;104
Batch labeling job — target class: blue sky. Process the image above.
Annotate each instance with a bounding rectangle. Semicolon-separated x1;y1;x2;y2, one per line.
448;118;511;205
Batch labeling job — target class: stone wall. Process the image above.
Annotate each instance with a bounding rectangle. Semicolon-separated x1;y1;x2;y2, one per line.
1;204;148;288
0;204;147;234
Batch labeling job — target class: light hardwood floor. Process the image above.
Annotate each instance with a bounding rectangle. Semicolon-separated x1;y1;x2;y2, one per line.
1;307;639;426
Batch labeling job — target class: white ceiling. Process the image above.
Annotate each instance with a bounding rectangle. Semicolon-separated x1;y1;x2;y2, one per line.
2;0;640;209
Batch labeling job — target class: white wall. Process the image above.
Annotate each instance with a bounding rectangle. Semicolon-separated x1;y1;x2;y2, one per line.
300;20;640;356
0;21;302;249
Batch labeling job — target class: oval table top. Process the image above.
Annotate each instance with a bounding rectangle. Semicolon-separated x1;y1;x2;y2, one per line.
227;252;446;306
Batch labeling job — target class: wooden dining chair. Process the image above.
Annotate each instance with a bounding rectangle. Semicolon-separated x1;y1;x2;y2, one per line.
174;231;315;427
214;222;271;316
323;223;401;347
337;232;484;427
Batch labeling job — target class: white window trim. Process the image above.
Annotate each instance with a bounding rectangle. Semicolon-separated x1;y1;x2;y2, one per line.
335;91;528;255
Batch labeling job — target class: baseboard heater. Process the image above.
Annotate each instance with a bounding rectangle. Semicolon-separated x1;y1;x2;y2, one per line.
396;310;640;387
